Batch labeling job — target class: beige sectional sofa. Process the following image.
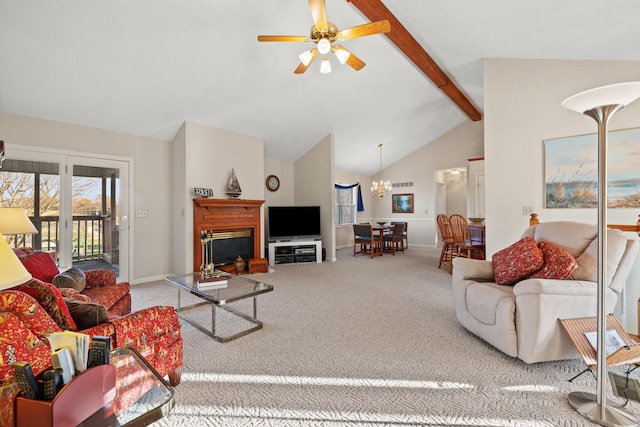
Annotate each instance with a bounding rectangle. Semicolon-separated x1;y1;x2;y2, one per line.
452;221;639;364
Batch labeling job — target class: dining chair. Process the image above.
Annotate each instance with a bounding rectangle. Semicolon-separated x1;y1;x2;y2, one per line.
383;223;406;255
390;222;408;250
449;214;485;263
353;224;382;257
436;214;455;272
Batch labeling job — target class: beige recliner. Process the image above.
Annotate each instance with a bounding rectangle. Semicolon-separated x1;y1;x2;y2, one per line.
452;221;639;364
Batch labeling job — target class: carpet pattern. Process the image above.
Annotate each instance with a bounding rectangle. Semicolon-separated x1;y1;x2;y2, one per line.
131;247;640;426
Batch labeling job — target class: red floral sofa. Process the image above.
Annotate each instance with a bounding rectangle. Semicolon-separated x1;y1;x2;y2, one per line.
0;250;184;426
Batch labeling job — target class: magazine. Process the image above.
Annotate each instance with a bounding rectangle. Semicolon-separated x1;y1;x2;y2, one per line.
584;329;627;356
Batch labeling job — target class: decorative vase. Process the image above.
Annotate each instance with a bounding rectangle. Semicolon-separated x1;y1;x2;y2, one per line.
234;255;246;274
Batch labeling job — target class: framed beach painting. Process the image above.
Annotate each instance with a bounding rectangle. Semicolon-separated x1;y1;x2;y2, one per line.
392;193;414;213
544;127;640;208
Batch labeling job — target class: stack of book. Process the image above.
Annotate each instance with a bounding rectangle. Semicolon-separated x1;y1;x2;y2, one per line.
195;271;230;290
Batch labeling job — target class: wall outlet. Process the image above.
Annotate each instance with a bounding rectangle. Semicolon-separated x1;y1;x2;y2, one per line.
522;206;534;215
135;209;148;218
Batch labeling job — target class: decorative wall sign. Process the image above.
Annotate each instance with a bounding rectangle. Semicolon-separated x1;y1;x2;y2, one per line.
194;187;214;198
392;193;414;213
544;126;640;208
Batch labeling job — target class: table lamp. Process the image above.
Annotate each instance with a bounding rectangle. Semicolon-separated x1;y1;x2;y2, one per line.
0;231;31;289
0;207;38;245
562;81;640;427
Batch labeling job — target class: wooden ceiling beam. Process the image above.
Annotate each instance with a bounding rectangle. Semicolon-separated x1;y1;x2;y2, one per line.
347;0;482;121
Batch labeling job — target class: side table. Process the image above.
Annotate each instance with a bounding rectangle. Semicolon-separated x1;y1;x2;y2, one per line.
79;347;175;427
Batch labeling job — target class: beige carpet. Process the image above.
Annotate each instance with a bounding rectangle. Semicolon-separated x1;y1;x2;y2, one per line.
131;247;640;426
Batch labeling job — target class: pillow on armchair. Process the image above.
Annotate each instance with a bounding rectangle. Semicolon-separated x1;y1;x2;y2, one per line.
17;251;59;283
12;279;78;331
52;267;87;292
492;236;544;285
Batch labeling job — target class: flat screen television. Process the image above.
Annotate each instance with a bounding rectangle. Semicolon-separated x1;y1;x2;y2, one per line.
268;206;322;242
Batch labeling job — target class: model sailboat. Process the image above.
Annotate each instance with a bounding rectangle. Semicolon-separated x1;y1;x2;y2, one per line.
225;168;242;198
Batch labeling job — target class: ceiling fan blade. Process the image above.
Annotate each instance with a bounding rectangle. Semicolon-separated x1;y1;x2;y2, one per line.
294;49;318;74
337;20;390;40
257;35;308;42
345;51;366;71
308;0;328;30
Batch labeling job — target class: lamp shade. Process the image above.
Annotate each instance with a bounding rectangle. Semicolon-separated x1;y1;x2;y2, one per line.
0;207;38;235
0;231;31;290
562;82;640;113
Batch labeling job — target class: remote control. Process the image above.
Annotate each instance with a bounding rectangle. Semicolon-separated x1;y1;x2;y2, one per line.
11;362;43;400
42;369;63;401
88;336;111;368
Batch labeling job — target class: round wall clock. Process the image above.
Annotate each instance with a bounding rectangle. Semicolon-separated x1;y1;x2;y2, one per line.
266;174;280;192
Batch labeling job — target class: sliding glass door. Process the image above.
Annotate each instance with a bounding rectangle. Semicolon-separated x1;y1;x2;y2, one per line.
67;156;129;279
6;146;130;281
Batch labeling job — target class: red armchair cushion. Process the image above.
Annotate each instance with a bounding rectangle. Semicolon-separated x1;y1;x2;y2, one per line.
12;279;78;331
0;291;62;341
0;312;52;383
84;270;116;288
492;236;544;285
82;282;130;313
18;251;59;283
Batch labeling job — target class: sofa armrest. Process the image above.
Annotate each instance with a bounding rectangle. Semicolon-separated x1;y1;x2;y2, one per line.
84;270;117;288
452;258;495;281
513;278;599;297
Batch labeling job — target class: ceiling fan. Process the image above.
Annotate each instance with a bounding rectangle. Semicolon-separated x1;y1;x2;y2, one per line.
257;0;390;74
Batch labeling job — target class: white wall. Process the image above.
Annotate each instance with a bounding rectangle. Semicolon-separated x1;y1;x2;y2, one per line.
484;58;640;333
172;121;265;275
368;120;484;247
294;134;335;261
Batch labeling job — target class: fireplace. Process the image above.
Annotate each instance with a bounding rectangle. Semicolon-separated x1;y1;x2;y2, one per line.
200;229;253;267
193;198;264;272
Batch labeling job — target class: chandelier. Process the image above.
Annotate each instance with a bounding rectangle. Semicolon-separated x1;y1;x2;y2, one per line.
371;143;392;197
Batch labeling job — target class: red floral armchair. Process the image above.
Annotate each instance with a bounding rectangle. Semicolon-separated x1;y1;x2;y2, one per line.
0;250;184;426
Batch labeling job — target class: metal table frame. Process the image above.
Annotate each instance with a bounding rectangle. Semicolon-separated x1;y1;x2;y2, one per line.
167;273;273;343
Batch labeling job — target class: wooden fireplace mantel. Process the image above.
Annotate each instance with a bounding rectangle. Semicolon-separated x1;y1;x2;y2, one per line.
193;198;265;272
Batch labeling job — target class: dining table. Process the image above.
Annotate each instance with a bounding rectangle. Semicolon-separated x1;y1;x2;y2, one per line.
468;223;486;259
372;224;393;255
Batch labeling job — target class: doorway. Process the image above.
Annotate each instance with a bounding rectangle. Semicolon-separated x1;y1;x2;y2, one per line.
5;145;131;281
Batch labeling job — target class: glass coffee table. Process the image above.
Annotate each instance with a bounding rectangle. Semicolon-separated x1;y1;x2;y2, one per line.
165;272;274;342
79;347;175;427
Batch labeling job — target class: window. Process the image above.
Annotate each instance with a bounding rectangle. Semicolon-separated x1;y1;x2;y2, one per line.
335;186;356;225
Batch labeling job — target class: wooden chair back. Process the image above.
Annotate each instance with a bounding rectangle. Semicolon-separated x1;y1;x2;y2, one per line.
436;214;453;242
449;214;472;245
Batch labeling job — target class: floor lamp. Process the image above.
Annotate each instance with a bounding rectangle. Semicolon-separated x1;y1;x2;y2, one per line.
562;81;640;426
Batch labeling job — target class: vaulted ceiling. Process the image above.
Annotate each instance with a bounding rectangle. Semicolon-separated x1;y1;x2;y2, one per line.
1;1;639;175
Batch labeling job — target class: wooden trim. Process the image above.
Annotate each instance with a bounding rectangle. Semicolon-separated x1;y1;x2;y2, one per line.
346;0;482;122
467;157;484;162
530;213;640;235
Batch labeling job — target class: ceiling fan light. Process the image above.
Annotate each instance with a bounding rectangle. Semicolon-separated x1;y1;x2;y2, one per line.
320;56;331;74
298;50;314;66
334;47;350;65
317;37;331;55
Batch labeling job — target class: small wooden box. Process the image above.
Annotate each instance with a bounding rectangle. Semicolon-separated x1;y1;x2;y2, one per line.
248;258;268;274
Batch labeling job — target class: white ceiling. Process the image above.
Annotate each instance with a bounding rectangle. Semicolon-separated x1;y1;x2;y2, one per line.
1;1;639;175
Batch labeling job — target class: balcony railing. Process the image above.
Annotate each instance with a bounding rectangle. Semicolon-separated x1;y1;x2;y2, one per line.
11;215;108;262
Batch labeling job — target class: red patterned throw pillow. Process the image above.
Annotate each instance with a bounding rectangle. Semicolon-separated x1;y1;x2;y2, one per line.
18;251;60;283
528;240;578;280
492;236;544;285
